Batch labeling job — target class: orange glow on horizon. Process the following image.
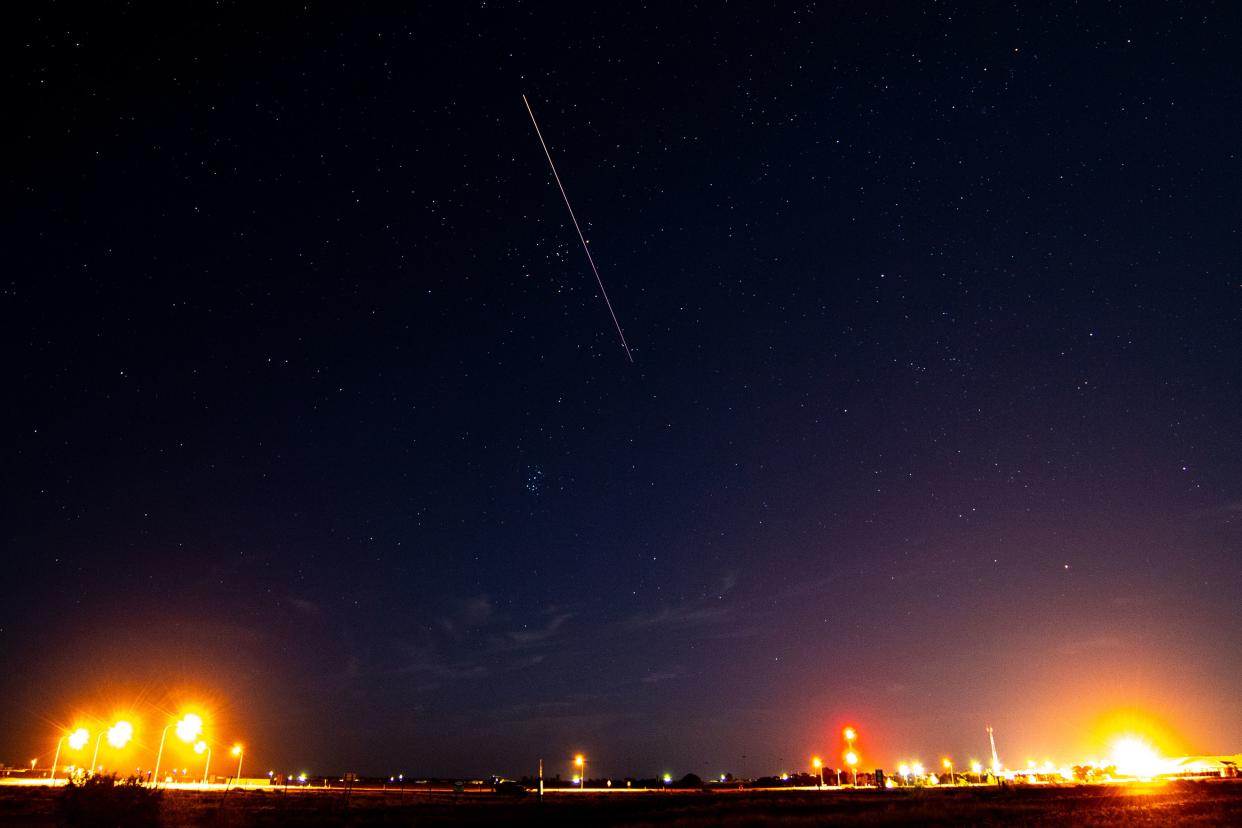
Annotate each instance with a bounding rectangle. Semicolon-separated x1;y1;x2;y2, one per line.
1086;708;1185;760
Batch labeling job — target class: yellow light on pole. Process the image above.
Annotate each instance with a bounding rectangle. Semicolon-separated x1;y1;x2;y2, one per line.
176;714;203;743
843;727;857;743
50;728;92;784
574;754;585;789
970;759;983;776
194;741;212;785
69;728;90;751
154;713;204;785
845;751;859;786
90;720;133;776
942;757;954;785
812;756;823;788
231;744;244;784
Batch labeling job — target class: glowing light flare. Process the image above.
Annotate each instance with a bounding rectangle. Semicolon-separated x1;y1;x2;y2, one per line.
1086;708;1183;760
193;740;207;755
812;756;822;769
845;751;858;767
68;729;90;751
1110;736;1167;778
231;745;242;757
176;714;203;743
843;727;857;742
106;721;133;749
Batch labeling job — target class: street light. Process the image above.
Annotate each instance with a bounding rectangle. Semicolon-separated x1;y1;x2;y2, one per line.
153;714;202;785
49;728;91;784
194;741;211;785
943;757;954;785
845;751;859;786
812;756;823;788
230;744;244;784
90;721;133;776
574;754;585;790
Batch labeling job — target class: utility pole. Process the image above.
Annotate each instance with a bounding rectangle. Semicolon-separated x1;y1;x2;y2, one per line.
538;758;544;800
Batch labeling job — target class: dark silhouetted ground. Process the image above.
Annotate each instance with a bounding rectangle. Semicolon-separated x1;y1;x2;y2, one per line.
3;780;1242;826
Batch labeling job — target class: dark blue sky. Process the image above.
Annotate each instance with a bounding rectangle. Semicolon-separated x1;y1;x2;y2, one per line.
4;3;1240;779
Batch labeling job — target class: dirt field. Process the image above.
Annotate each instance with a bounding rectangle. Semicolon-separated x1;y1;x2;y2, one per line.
3;779;1242;826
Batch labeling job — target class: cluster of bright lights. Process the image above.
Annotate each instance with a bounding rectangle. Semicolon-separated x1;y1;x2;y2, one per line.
46;709;245;785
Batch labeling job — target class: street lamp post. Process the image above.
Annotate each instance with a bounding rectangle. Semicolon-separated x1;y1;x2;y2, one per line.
48;728;89;784
49;743;61;783
943;758;954;786
230;745;244;784
90;721;133;776
153;714;203;785
843;727;859;787
812;757;823;788
194;741;211;785
574;754;586;790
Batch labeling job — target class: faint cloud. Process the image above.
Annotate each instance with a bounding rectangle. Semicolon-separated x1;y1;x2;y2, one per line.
461;594;494;627
288;596;321;617
397;654;489;681
506;612;573;646
1058;636;1121;655
642;669;682;684
624;603;731;630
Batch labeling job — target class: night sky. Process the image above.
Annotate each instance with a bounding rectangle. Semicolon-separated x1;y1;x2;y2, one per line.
5;3;1241;780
